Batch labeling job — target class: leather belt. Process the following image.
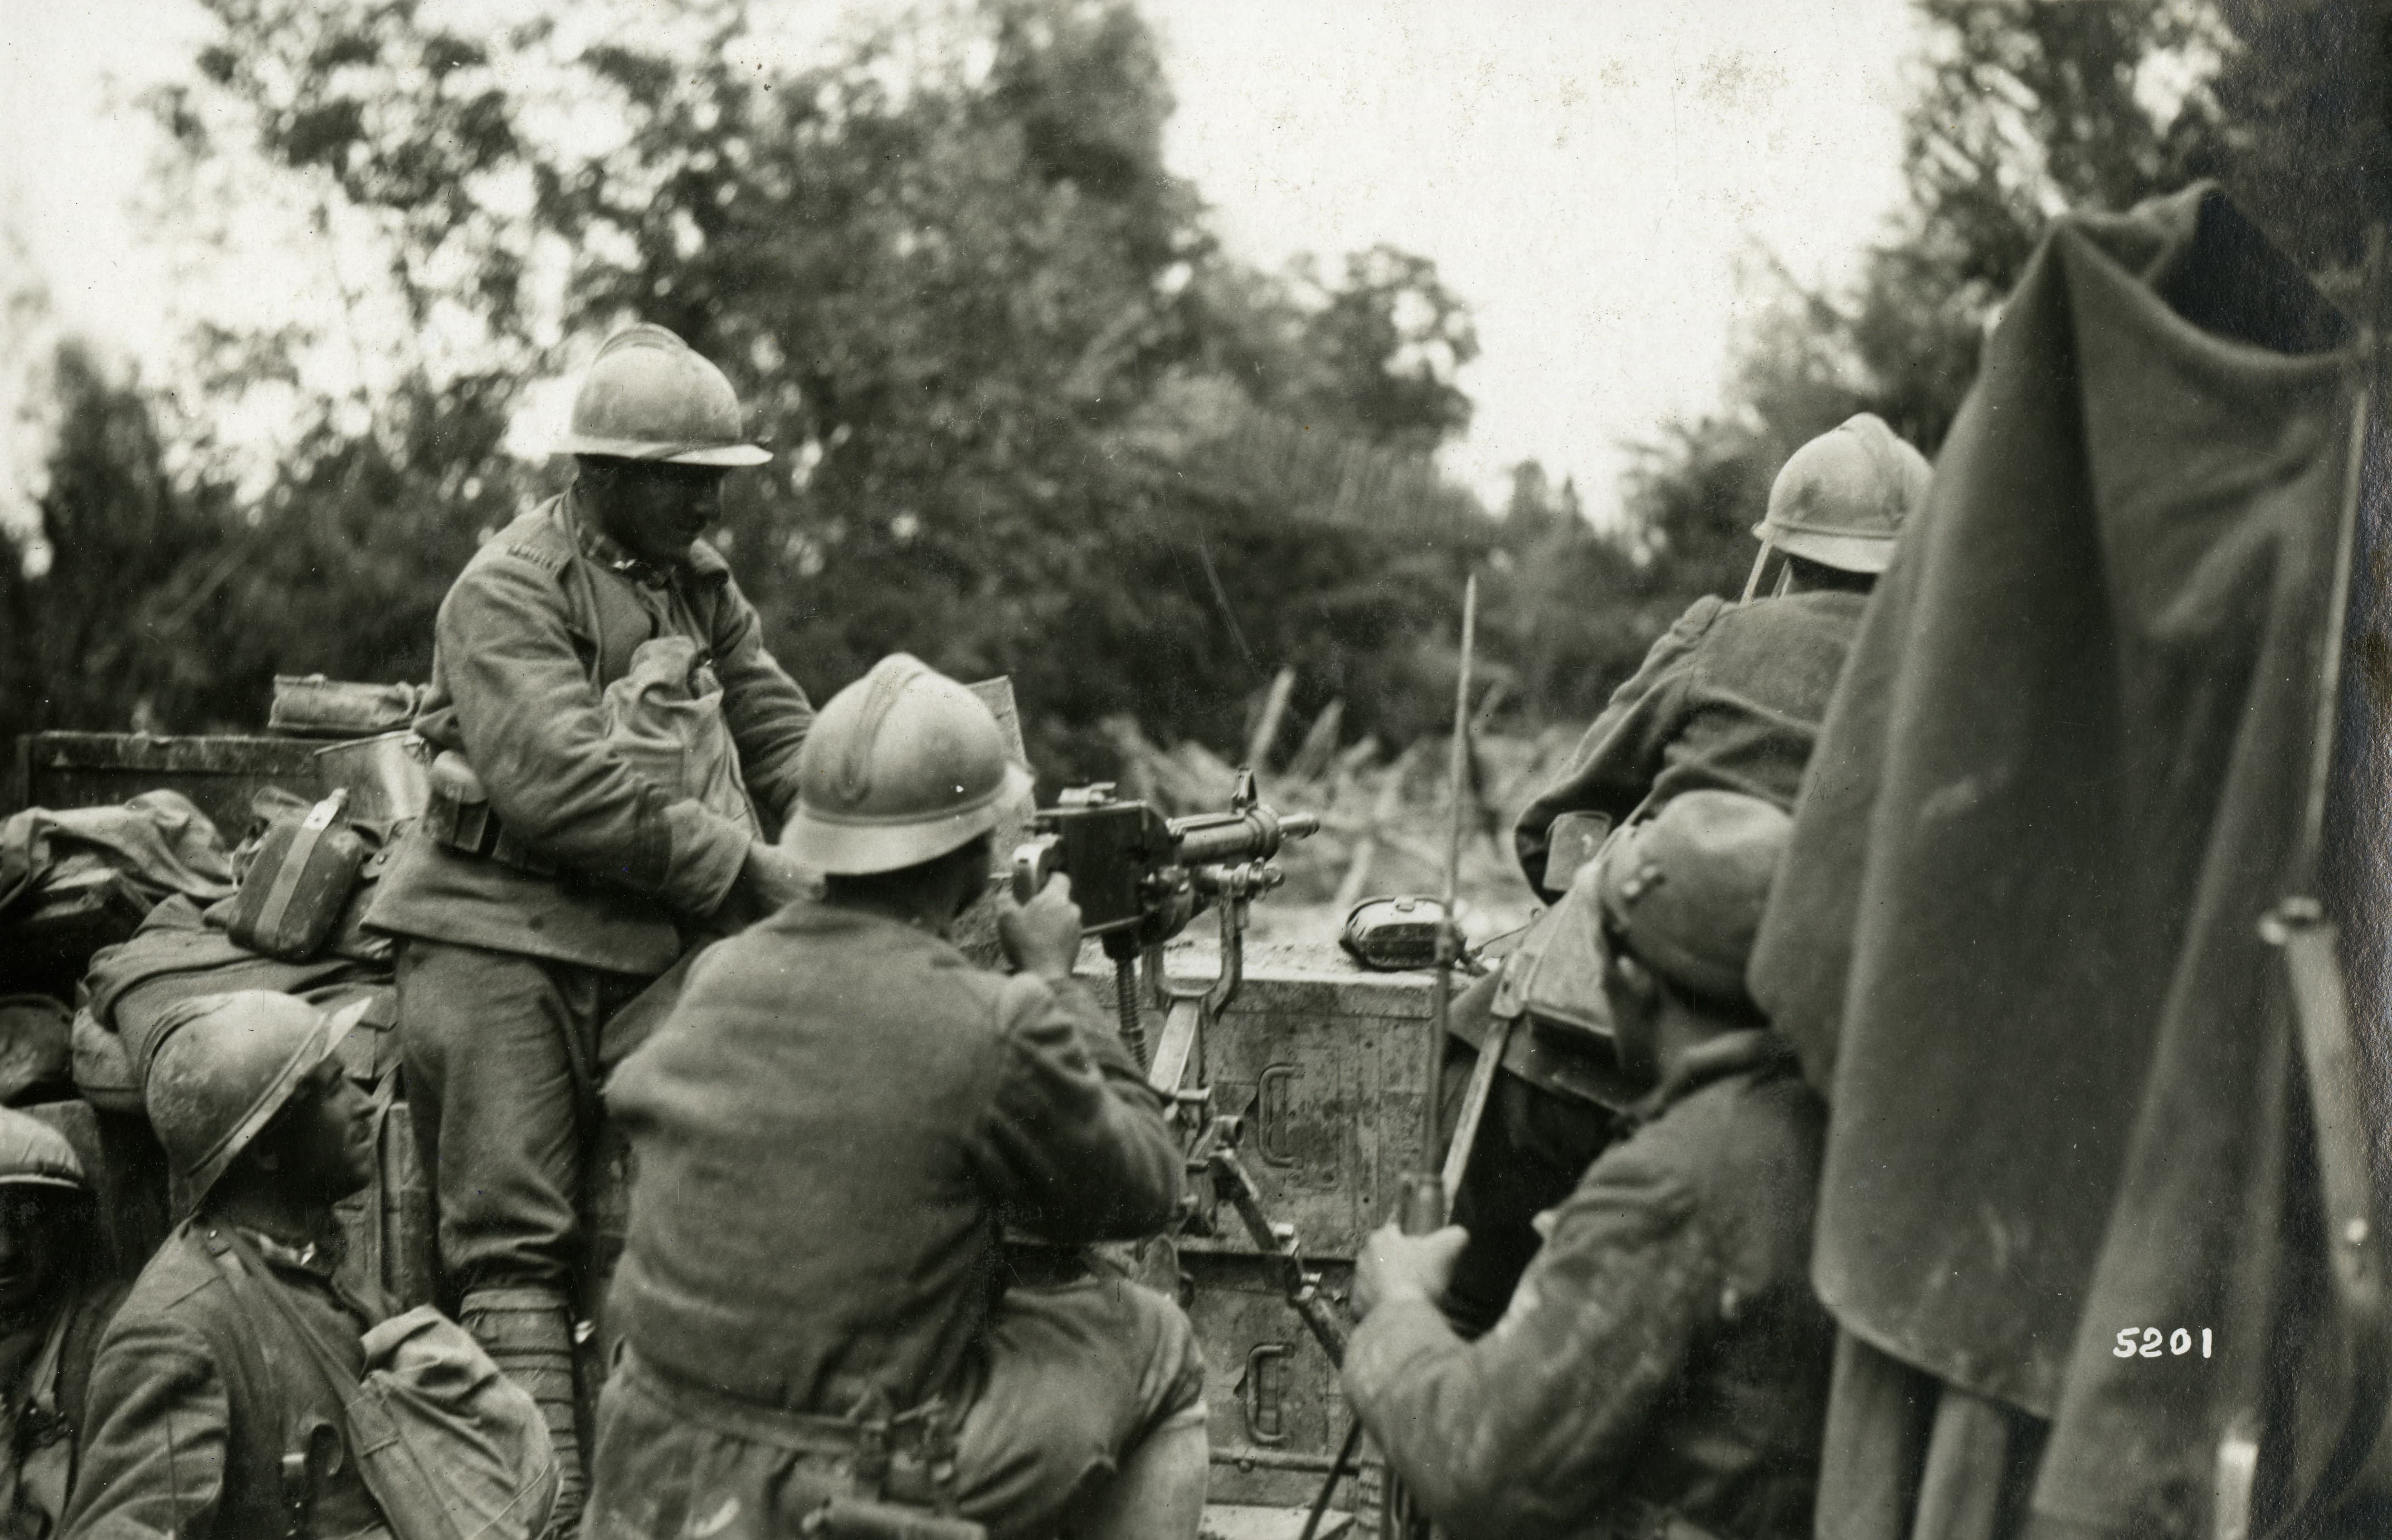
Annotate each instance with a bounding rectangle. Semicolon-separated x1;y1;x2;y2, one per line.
422;773;558;877
615;1347;963;1513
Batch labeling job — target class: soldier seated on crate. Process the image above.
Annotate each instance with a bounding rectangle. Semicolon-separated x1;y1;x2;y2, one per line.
61;991;393;1540
364;323;819;1525
584;656;1210;1540
0;1109;126;1540
1348;793;1835;1540
1438;415;1930;1334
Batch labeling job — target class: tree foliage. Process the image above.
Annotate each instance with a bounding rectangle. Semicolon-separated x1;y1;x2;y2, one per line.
3;0;1501;777
1625;0;2391;631
8;0;2379;783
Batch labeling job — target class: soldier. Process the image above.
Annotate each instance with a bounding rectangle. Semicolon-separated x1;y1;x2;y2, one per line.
584;656;1209;1540
0;1111;124;1540
366;323;817;1520
1440;412;1931;1330
1347;792;1834;1540
1512;411;1930;890
62;992;389;1540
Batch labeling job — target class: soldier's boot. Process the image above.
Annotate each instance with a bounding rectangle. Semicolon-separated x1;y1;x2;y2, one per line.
1066;1404;1209;1540
463;1286;585;1536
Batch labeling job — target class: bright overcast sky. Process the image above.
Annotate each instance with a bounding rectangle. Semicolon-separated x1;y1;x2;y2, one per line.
1149;0;1919;509
2;0;1919;525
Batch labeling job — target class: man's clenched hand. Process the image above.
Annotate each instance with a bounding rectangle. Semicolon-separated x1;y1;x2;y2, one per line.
737;842;815;915
1000;873;1083;982
1354;1222;1469;1318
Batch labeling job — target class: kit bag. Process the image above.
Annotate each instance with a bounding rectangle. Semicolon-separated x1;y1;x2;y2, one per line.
227;791;367;961
270;675;422;739
217;1234;559;1540
425;635;759;873
1487;808;1629;1039
600;635;761;840
343;1307;562;1540
1490;857;1616;1040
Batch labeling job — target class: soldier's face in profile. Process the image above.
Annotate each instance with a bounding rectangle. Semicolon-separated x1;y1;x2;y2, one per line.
582;459;730;564
254;1059;379;1204
0;1190;70;1318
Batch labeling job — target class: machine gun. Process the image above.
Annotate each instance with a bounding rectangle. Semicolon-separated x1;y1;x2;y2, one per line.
1011;772;1317;1068
1011;772;1341;1325
1015;773;1390;1536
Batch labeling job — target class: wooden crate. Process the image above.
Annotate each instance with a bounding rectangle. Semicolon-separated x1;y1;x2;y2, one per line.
12;732;324;832
1085;939;1439;1518
1182;1247;1364;1510
1163;941;1438;1261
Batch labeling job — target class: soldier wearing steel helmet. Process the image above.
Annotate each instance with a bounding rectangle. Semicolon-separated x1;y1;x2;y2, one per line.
61;992;393;1540
1513;411;1931;892
584;656;1209;1540
1347;792;1834;1540
0;1110;123;1540
366;323;818;1520
1435;412;1933;1335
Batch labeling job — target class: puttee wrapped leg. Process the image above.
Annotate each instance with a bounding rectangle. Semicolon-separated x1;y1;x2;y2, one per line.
465;1286;586;1536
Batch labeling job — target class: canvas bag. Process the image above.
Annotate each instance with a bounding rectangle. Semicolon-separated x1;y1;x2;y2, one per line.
600;634;760;840
270;675;423;739
215;1234;559;1540
1489;838;1618;1039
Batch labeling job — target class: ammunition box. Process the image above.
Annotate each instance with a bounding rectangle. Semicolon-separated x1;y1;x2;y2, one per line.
1148;938;1438;1261
1102;940;1440;1513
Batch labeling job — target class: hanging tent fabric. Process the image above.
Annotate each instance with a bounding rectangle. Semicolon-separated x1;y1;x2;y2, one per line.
1748;183;2383;1538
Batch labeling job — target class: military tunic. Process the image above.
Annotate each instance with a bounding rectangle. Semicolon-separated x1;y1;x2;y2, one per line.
1445;586;1867;1332
61;1225;388;1540
368;491;814;971
365;491;815;1297
1513;590;1865;900
1348;1030;1834;1540
0;1280;124;1540
586;896;1204;1540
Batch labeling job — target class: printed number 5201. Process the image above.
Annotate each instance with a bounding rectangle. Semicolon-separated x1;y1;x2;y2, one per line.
2114;1327;2211;1359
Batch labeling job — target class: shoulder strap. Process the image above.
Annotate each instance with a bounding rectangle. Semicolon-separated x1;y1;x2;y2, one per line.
486;500;574;576
203;1230;369;1415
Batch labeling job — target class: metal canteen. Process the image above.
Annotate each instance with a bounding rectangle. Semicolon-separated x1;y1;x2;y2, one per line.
312;730;432;824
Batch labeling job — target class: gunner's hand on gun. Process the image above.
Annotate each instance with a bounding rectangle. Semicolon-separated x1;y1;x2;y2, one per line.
1000;873;1084;983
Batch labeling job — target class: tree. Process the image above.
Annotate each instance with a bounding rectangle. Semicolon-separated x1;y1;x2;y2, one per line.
2198;0;2392;303
0;0;1525;779
1619;0;2390;646
1476;461;1649;729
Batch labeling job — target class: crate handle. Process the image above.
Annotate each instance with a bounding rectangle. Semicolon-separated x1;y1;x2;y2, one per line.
1240;1342;1291;1445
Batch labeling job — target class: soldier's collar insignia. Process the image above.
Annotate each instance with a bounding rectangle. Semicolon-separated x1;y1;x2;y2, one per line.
227;1224;337;1278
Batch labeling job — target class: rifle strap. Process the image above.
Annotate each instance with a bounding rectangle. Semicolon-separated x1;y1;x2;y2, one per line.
1441;1011;1514;1200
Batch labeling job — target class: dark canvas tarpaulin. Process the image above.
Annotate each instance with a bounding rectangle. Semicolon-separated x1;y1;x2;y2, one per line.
1748;184;2372;1536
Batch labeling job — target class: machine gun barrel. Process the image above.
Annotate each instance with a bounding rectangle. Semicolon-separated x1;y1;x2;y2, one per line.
1169;806;1319;866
